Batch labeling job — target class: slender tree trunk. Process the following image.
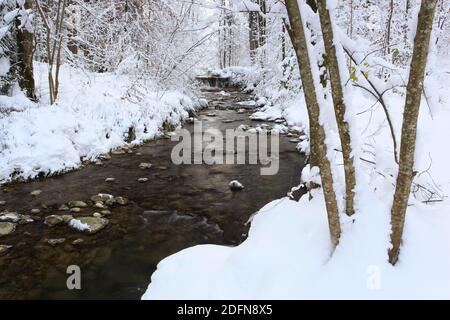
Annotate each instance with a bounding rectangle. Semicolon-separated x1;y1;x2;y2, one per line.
385;0;394;57
317;0;356;216
389;0;437;265
16;0;36;100
404;0;411;47
347;0;353;70
286;0;341;247
249;11;258;63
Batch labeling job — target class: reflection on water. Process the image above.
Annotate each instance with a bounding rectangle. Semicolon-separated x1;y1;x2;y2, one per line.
0;89;305;299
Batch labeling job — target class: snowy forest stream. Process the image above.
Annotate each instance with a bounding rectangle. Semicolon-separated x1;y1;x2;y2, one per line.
0;87;305;299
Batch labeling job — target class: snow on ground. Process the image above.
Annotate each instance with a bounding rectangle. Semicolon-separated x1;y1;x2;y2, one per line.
0;62;196;183
142;57;450;300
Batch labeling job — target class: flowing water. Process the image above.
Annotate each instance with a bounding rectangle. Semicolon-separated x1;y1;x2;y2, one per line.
0;88;305;299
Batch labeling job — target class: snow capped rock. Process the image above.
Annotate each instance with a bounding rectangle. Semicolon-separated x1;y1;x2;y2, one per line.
229;180;244;191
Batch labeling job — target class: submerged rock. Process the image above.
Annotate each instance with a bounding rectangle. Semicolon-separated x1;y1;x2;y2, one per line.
139;162;153;170
91;194;114;203
62;215;74;223
69;217;109;234
58;204;70;211
47;238;66;246
0;222;16;237
68;201;87;208
105;177;115;182
0;244;12;255
105;198;115;206
30;190;42;196
72;238;84;246
0;201;5;206
70;207;82;213
138;178;149;183
45;215;64;227
94;202;106;209
229;180;245;191
101;210;111;216
93;212;102;218
114;197;128;206
18;215;34;225
30;208;40;214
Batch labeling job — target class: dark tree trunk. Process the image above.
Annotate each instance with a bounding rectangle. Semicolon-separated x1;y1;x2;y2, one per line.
16;0;36;100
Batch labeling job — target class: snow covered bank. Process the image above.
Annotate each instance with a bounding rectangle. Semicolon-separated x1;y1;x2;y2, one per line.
143;183;450;299
0;63;196;183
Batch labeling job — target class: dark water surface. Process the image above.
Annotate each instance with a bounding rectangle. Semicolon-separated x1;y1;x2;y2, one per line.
0;89;305;299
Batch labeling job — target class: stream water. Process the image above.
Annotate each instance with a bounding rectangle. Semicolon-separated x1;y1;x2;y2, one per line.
0;88;305;299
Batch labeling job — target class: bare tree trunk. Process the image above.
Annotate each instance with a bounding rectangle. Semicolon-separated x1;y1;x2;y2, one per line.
258;0;266;66
385;0;394;57
248;11;258;63
286;0;341;247
16;0;36;100
388;0;437;265
404;0;411;47
317;0;356;216
35;0;67;104
347;0;353;70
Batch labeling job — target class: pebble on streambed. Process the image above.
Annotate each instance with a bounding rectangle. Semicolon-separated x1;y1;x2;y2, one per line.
139;162;153;170
68;200;88;208
0;222;16;237
47;238;66;246
0;244;12;255
30;190;42;196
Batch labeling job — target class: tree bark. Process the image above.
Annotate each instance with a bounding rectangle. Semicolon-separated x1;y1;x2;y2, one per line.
388;0;437;265
16;0;36;100
285;0;341;247
317;0;356;216
385;0;394;56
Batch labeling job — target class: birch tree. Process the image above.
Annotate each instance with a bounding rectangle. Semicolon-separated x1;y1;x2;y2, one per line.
389;0;437;265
